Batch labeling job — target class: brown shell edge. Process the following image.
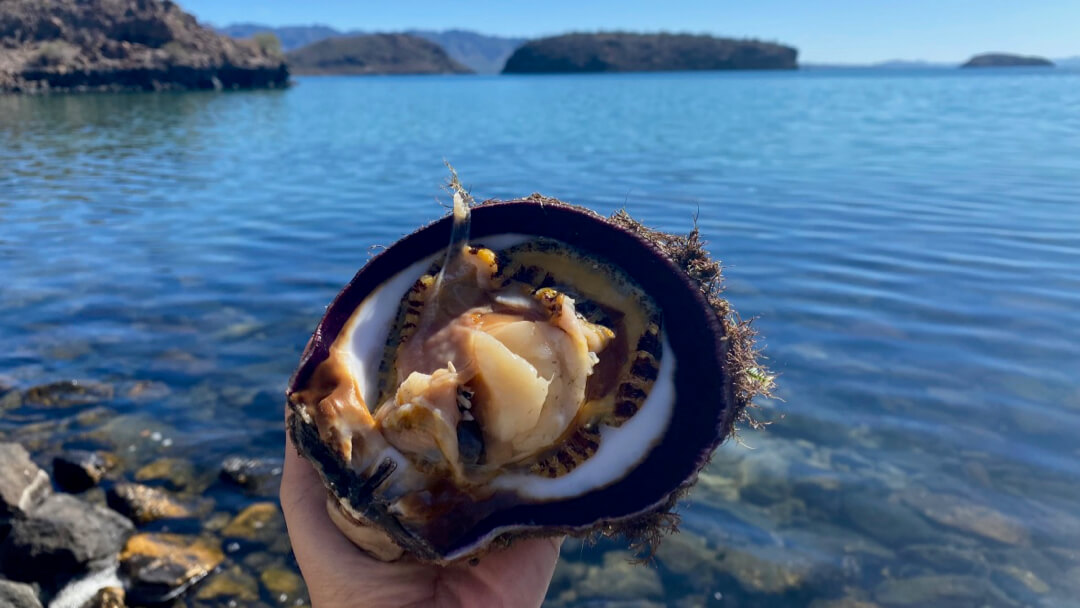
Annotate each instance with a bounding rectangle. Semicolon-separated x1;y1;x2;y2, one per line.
512;193;774;561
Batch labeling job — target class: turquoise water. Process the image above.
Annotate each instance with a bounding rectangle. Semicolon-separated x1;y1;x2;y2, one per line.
2;68;1080;606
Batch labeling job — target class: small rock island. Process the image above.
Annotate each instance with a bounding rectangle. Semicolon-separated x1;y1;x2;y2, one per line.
961;53;1054;68
285;34;472;75
502;32;797;74
0;0;288;93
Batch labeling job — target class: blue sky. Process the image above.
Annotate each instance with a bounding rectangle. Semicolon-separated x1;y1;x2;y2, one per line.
181;0;1079;64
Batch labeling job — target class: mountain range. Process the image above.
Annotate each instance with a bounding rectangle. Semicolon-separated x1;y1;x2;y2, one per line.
216;24;524;73
215;24;1080;74
285;34;472;75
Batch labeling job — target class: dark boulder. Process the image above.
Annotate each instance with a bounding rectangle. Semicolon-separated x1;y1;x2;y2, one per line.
81;586;125;608
219;456;282;493
0;494;133;586
221;502;284;544
120;533;224;604
106;483;191;526
0;580;43;608
0;443;51;519
22;380;114;408
134;458;197;492
53;450;111;493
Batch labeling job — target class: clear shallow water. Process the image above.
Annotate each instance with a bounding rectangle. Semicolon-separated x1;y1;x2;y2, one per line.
2;68;1080;607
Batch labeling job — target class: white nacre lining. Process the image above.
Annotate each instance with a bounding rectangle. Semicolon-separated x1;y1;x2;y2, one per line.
338;233;675;503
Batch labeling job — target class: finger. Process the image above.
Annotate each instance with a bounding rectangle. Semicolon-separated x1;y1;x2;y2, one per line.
280;422;436;607
443;536;564;607
280;428;363;564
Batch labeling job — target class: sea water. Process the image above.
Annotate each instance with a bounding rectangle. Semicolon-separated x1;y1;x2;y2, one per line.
2;68;1079;606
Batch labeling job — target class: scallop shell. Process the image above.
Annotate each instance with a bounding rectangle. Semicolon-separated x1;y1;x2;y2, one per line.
286;194;769;564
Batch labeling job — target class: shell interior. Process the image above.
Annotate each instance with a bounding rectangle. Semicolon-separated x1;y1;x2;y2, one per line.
333;234;676;504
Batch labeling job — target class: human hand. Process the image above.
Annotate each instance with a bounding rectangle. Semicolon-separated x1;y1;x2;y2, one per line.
280;426;563;608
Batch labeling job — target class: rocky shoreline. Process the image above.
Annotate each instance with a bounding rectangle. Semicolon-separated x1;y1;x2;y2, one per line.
0;0;288;94
3;368;1079;606
0;378;294;607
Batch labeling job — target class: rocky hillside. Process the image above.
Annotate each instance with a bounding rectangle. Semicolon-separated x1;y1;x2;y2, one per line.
961;53;1054;68
218;23;342;52
405;29;525;74
285;34;471;75
502;33;797;73
0;0;288;93
219;24;524;74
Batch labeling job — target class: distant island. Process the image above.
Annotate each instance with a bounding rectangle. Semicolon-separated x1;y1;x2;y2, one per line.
218;24;524;74
502;33;797;74
0;0;288;94
286;34;471;75
804;59;956;70
961;53;1054;68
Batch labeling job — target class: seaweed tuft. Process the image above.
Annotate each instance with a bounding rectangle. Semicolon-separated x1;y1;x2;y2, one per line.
609;209;775;436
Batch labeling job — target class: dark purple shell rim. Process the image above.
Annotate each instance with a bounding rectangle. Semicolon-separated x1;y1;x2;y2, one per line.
287;199;737;557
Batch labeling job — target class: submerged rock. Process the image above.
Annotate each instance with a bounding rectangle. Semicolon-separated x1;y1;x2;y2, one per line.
0;443;52;518
125;381;172;402
219;456;282;493
106;483;191;526
22;380;114;408
873;574;1011;606
842;493;939;546
657;532;720;581
990;564;1050;598
258;564;305;603
202;511;233;534
808;598;881;608
900;489;1029;546
0;386;23;410
76;414;176;461
0;494;132;586
53;450;111;493
82;586;125;608
0;0;289;93
574;551;664;602
119;533;224;605
716;546;810;595
194;565;259;603
134;458;196;492
222;502;284;544
898;544;985;575
0;579;43;608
